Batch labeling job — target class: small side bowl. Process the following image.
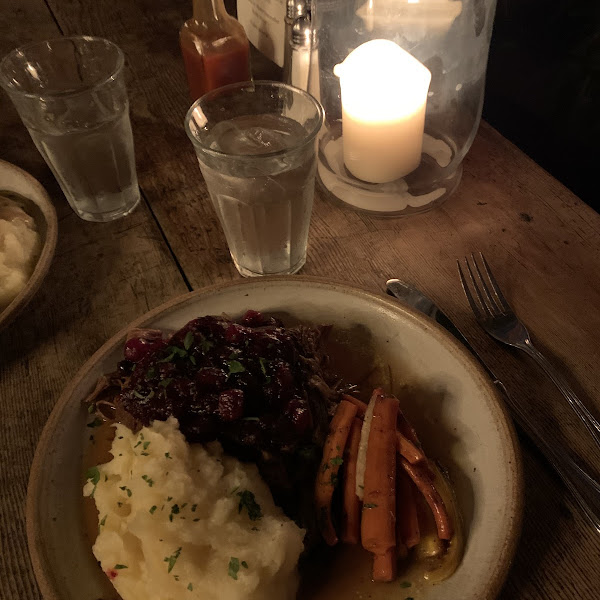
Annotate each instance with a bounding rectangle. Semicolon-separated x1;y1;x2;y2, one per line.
0;159;58;332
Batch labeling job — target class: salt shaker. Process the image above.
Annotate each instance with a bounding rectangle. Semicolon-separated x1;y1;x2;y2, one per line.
288;13;312;91
283;0;308;85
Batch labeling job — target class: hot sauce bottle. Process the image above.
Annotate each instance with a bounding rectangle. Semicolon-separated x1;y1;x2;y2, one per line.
180;0;251;101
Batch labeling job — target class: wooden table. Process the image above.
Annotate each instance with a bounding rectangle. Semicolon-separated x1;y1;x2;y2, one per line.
2;1;600;598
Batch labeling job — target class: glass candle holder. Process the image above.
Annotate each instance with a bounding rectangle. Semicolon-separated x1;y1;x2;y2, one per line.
310;0;498;215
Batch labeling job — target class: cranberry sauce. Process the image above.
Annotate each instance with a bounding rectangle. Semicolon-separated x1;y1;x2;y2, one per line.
114;311;335;527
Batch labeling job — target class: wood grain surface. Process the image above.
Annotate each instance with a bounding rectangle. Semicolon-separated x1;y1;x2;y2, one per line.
1;0;599;598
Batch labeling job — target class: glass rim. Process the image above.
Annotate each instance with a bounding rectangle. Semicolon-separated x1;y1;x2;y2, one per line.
184;80;324;161
0;35;125;99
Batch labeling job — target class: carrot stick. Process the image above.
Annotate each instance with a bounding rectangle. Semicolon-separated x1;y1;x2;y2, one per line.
343;394;424;464
396;466;420;549
342;394;367;417
341;417;362;544
315;399;358;546
361;394;399;582
396;431;425;464
400;458;454;540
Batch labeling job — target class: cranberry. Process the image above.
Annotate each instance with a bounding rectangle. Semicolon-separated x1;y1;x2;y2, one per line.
285;398;312;434
196;367;227;390
241;310;264;327
123;337;166;362
224;323;247;344
218;389;245;421
276;363;294;388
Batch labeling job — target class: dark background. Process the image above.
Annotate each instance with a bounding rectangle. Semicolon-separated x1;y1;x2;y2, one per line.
483;0;599;211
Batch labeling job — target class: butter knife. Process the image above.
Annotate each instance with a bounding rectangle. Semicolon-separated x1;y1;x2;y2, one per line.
386;278;600;533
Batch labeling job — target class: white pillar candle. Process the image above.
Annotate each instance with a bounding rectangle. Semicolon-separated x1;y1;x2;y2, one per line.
334;39;431;184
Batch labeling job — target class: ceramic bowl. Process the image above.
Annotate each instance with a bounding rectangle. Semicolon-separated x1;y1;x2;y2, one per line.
0;159;58;332
27;278;523;600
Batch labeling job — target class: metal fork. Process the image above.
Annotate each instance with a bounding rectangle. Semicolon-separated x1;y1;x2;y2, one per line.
458;253;600;533
457;252;600;451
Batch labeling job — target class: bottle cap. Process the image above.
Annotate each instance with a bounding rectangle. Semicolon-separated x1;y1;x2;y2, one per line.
287;0;307;20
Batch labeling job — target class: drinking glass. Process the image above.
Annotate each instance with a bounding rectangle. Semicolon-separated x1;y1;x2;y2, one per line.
0;36;140;222
185;81;324;277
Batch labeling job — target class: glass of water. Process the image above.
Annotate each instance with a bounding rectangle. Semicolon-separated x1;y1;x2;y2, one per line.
0;36;140;222
185;81;324;277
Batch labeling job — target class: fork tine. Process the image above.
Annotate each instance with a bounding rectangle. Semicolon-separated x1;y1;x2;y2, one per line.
479;252;513;313
470;253;502;315
463;256;494;318
457;259;485;320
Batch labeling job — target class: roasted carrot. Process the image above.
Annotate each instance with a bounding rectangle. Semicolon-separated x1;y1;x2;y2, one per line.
396;465;420;549
361;394;399;582
343;394;424;464
342;393;367;417
396;431;425;464
315;399;358;546
341;417;362;544
400;458;454;540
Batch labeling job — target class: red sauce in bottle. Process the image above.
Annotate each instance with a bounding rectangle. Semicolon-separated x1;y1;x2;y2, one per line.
180;0;251;101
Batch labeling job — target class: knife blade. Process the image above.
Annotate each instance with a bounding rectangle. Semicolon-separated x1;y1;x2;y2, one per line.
385;278;508;396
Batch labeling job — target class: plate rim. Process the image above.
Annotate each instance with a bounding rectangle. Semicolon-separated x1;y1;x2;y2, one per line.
27;276;524;600
0;159;58;332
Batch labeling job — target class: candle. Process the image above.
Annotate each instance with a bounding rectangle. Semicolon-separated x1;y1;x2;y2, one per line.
334;39;431;184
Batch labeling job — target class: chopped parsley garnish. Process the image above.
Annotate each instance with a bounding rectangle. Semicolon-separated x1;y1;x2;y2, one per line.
169;504;181;522
146;367;156;379
99;515;107;533
114;564;128;570
167;496;173;501
86;417;103;428
241;561;248;569
258;357;269;376
119;486;132;497
400;582;412;588
320;463;330;473
149;505;157;514
143;441;151;450
159;346;188;363
187;583;193;591
363;503;378;509
86;466;100;497
87;403;95;414
191;504;197;512
164;452;172;459
164;547;182;573
183;331;194;350
329;472;339;486
86;466;100;485
237;490;262;521
141;475;154;487
159;378;173;388
198;335;213;353
134;441;142;448
227;360;246;376
330;456;343;466
228;557;240;580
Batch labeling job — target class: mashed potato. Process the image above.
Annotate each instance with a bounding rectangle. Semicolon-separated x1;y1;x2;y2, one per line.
83;418;305;600
0;197;41;311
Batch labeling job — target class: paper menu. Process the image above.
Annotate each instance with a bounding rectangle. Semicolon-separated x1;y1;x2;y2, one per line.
237;0;286;67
